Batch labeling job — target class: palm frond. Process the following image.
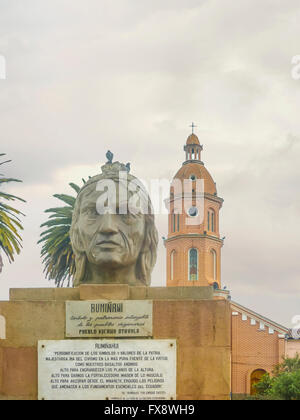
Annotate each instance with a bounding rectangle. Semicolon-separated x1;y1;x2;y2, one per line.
0;154;25;270
44;206;73;214
39;180;84;287
0;191;26;202
69;183;81;194
53;194;76;207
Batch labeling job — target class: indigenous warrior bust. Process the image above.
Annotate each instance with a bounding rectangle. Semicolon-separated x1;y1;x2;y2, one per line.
70;154;158;287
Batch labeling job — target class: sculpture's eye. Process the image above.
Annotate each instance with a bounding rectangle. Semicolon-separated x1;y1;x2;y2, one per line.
85;207;98;218
120;209;142;224
121;213;134;223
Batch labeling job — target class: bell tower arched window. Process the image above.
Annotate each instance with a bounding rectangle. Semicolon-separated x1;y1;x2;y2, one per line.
210;249;217;281
171;212;180;233
170;250;175;281
172;213;176;232
188;248;198;281
208;209;216;232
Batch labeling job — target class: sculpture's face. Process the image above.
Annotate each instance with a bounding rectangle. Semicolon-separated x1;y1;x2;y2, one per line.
76;183;146;269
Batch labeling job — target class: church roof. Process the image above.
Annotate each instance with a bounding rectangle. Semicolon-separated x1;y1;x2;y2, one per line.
173;162;217;195
230;301;288;335
186;133;200;145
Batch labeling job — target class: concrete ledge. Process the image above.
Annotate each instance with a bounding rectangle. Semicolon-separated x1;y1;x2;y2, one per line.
9;288;80;302
79;284;129;300
8;285;214;302
0;395;35;400
130;286;214;300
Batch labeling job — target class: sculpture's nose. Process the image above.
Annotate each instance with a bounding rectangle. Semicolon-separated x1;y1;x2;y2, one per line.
98;213;118;235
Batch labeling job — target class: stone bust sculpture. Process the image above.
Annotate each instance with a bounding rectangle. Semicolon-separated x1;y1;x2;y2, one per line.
70;157;158;287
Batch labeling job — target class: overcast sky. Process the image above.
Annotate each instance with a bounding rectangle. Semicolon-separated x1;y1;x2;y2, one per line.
1;0;300;326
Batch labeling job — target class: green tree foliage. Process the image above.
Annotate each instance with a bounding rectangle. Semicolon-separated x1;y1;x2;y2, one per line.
254;354;300;400
39;180;87;287
0;154;25;272
273;353;300;375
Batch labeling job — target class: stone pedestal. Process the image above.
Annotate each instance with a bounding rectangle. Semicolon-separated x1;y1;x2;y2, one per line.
0;285;231;400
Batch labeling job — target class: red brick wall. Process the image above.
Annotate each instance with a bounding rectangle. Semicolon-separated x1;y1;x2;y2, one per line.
231;309;285;395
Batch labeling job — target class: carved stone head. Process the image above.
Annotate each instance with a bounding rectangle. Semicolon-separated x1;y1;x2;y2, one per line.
70;161;158;287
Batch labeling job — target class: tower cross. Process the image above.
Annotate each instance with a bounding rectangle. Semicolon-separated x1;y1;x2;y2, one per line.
190;122;197;134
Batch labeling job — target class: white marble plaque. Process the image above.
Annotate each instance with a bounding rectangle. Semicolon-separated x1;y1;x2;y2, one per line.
66;300;153;338
38;339;176;400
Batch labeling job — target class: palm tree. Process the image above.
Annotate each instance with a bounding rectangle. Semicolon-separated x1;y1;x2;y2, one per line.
0;154;25;272
39;180;88;287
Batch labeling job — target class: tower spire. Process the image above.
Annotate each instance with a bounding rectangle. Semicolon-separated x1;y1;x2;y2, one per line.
189;122;197;134
184;130;203;163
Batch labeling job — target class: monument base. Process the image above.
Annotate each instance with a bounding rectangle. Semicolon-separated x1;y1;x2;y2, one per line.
0;285;231;400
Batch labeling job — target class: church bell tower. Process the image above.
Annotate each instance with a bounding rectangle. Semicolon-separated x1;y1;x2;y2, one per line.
165;130;224;288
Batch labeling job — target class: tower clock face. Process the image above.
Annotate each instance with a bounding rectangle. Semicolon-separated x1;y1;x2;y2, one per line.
188;206;198;217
